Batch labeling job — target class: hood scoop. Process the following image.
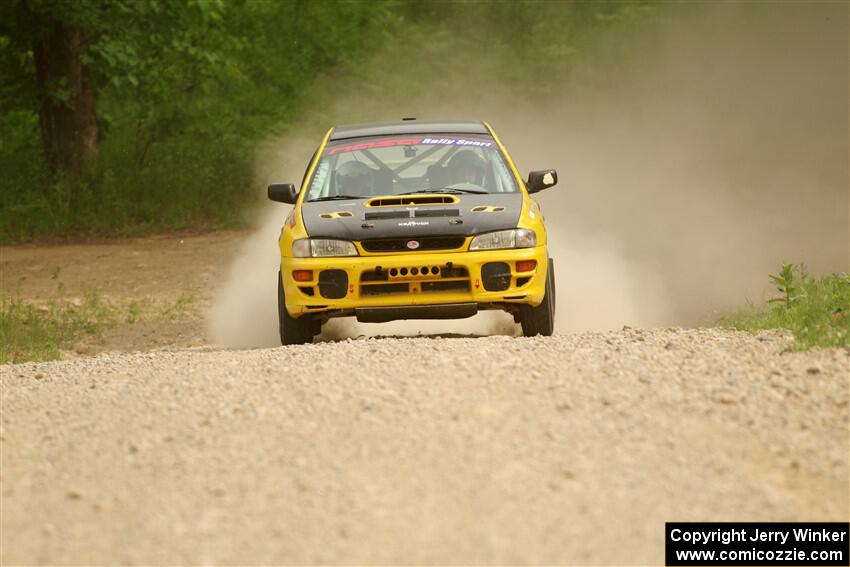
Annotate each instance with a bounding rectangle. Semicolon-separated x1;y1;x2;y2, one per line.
367;195;459;207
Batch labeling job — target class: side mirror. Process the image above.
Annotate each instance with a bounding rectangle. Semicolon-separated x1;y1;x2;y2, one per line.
268;183;298;204
526;169;558;193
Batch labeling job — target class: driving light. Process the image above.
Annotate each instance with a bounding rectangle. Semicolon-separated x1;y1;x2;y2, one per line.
292;238;358;258
469;229;536;251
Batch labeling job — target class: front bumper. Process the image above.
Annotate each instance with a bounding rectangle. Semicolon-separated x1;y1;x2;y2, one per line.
281;246;549;319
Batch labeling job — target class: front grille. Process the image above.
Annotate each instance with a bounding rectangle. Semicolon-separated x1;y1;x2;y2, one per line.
422;280;470;293
441;266;468;278
361;236;466;253
361;269;389;282
361;266;466;280
360;283;409;296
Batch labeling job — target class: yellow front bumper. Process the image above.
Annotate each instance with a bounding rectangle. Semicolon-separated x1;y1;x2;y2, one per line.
281;246;549;318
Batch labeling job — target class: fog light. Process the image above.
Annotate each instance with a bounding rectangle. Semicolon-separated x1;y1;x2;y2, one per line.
318;269;348;299
516;260;537;272
293;270;313;282
482;262;511;292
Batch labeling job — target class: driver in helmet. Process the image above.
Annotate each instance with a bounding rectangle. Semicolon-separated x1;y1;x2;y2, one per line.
336;160;375;197
446;150;485;186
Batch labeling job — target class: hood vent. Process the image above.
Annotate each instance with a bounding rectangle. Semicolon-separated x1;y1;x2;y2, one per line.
414;208;460;218
364;210;411;220
368;195;458;207
319;211;354;219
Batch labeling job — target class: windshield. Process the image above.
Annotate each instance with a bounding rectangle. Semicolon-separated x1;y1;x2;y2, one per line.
305;134;520;201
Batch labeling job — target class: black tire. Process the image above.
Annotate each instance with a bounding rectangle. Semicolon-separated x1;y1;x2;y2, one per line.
519;258;556;337
278;271;313;345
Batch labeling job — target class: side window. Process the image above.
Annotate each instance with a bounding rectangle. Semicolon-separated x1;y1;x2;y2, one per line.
309;160;331;199
492;153;518;193
299;147;320;190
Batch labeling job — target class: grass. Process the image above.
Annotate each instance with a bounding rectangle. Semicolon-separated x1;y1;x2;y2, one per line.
0;290;114;364
0;288;199;364
722;264;850;350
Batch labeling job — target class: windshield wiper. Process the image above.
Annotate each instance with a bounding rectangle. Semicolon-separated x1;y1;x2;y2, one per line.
308;194;366;202
399;188;487;195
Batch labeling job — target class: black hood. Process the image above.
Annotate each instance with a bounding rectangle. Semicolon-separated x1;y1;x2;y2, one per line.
301;193;522;241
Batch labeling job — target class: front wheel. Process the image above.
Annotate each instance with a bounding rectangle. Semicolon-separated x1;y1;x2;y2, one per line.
278;271;313;345
519;258;556;337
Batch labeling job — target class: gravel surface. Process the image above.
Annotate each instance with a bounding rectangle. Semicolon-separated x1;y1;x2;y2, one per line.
1;328;848;564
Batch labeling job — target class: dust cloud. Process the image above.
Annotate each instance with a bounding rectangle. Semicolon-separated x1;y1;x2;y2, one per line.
208;2;848;346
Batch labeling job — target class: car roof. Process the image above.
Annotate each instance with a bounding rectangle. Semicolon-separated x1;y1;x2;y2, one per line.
329;120;489;141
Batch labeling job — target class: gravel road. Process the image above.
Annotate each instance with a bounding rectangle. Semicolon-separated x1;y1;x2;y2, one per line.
1;328;848;564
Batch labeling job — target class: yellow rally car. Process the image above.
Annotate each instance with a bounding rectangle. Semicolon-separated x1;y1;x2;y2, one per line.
268;119;558;344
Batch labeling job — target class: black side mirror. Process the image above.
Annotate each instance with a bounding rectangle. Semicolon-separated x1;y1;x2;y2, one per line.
526;169;558;193
268;183;298;204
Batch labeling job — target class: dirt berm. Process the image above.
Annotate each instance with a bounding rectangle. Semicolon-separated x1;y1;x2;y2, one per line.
1;329;847;564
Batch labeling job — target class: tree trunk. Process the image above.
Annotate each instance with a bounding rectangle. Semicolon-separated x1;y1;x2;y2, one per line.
30;17;98;180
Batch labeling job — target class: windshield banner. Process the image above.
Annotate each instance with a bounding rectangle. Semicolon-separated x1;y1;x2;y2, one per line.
421;137;494;148
327;137;494;155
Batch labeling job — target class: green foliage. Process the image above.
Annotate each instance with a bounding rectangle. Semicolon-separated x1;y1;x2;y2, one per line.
723;265;850;350
0;0;657;241
398;0;660;96
0;0;399;240
768;262;804;307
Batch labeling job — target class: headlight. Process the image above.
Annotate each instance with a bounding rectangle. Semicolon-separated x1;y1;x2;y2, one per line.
469;229;536;251
292;238;358;257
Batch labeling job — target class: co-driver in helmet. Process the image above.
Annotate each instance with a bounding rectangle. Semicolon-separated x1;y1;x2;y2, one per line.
446;150;485;187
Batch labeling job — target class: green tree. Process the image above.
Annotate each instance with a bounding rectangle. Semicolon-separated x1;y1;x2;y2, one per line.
2;0;99;180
